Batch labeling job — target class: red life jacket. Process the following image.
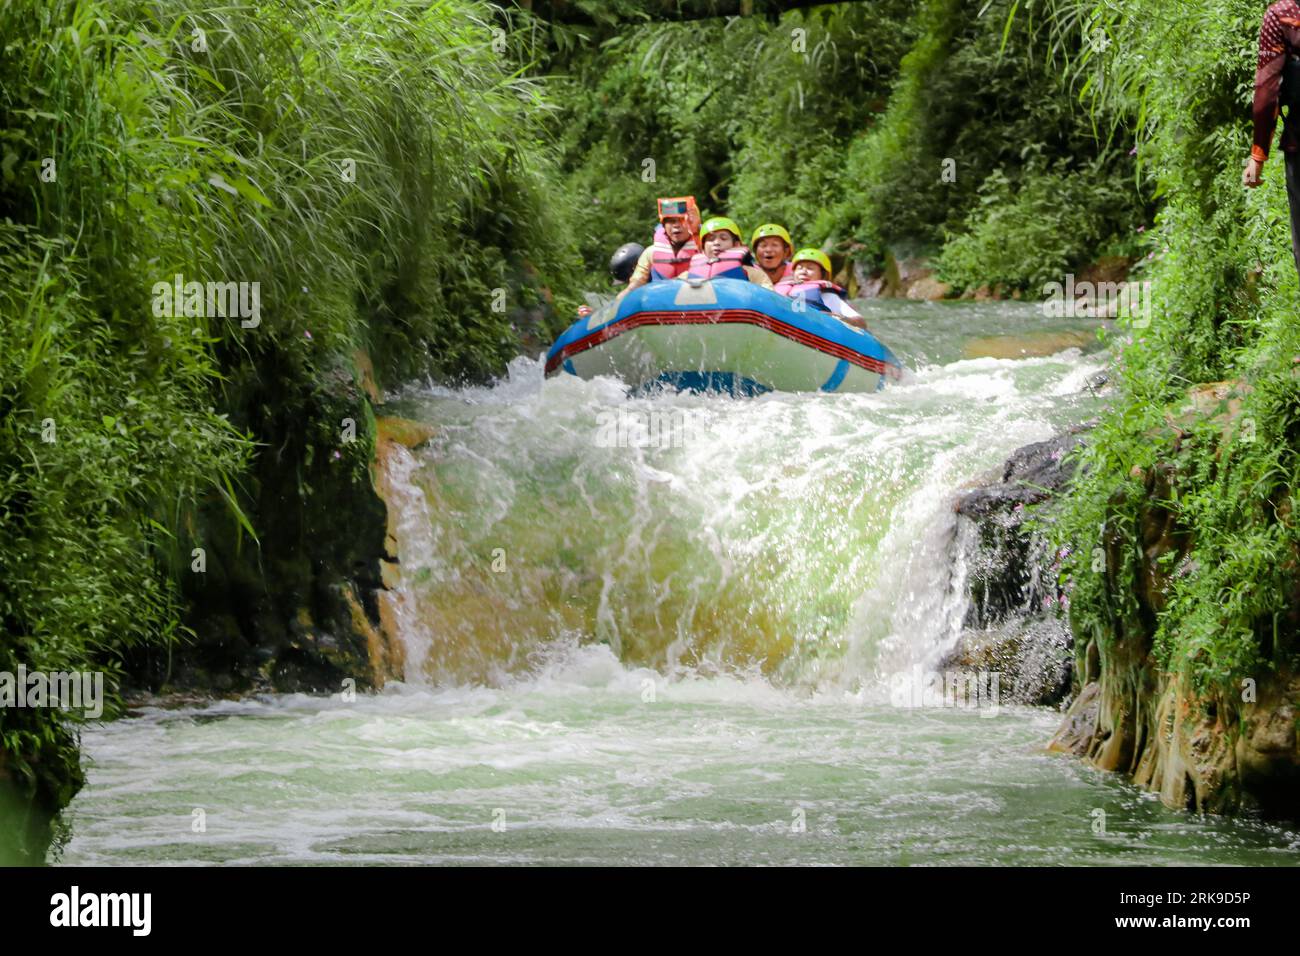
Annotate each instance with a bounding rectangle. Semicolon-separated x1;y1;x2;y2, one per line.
649;225;698;281
773;279;846;313
686;247;750;281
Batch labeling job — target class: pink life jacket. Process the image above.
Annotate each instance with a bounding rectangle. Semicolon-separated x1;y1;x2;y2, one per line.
773;278;846;313
649;225;698;281
686;247;750;281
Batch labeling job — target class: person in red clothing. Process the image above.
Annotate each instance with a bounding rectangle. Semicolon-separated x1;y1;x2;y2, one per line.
1245;2;1300;278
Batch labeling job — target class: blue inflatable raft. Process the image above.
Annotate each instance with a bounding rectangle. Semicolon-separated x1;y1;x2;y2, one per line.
545;277;904;394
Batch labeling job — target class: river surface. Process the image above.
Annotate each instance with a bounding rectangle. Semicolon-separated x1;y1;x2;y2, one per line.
58;301;1300;865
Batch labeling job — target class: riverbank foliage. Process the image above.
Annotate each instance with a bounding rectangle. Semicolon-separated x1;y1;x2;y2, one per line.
0;0;582;862
1039;0;1300;698
539;0;1147;290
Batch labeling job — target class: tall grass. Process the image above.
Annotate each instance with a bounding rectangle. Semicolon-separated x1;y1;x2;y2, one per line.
0;0;584;862
1014;0;1300;696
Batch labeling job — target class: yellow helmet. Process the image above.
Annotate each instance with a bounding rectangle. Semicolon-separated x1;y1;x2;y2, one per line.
750;223;793;254
700;216;744;243
791;248;832;276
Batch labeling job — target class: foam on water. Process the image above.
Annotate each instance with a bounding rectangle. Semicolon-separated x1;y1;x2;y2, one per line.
380;336;1099;690
61;643;1300;865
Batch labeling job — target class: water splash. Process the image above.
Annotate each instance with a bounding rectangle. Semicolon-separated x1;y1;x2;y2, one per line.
381;316;1104;692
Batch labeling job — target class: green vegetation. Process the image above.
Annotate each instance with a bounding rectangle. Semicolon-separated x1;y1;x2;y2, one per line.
1033;0;1300;698
543;0;1146;290
0;0;583;862
541;2;917;266
935;150;1145;292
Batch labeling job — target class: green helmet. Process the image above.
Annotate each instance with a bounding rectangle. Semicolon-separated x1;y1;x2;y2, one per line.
791;248;832;276
751;223;793;255
700;216;744;243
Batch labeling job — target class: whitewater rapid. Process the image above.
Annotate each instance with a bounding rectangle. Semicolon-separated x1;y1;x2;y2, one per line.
56;301;1300;865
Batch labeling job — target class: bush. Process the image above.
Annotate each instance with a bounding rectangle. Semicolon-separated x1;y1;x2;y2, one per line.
1042;0;1300;694
0;0;588;858
936;150;1140;293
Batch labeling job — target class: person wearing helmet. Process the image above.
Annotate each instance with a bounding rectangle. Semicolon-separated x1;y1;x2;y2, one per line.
686;216;773;287
750;223;795;286
616;196;702;301
774;249;867;329
609;242;646;284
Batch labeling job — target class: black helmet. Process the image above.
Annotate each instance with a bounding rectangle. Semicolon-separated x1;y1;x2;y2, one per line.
609;242;645;282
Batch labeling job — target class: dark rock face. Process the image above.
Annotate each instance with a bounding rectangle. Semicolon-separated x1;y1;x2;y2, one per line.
122;353;391;697
943;426;1093;705
1048;382;1300;819
955;425;1090;630
954;426;1091;522
941;616;1074;707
